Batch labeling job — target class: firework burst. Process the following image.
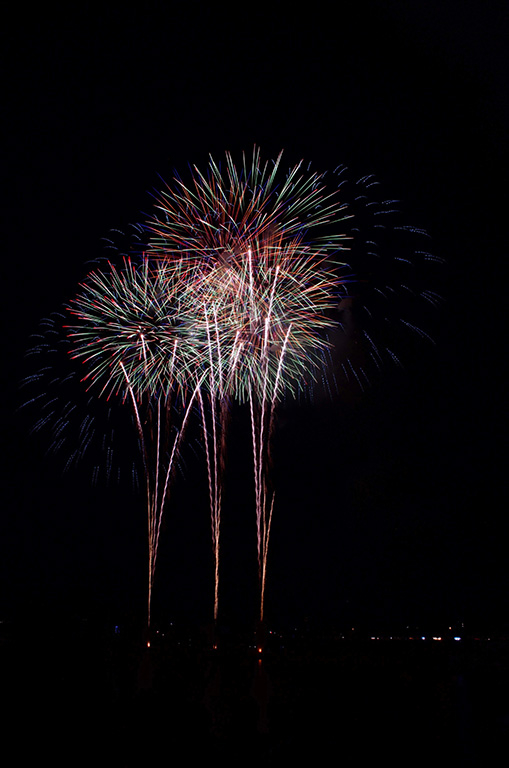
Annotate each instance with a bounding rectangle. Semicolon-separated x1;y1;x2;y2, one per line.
145;148;351;263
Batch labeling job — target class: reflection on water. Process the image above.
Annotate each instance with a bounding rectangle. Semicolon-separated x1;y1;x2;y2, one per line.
1;620;508;766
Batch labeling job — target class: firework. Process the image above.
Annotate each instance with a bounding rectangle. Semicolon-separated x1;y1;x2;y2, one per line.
23;148;441;635
67;255;204;630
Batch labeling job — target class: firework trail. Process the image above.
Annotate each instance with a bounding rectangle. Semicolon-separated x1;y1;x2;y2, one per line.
234;238;342;622
67;255;202;630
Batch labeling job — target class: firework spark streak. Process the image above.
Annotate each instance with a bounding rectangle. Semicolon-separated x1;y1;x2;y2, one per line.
193;302;231;624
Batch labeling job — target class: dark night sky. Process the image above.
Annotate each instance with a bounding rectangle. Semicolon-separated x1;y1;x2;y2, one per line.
1;1;507;634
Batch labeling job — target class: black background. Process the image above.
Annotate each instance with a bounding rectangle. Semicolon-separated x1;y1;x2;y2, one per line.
2;1;506;637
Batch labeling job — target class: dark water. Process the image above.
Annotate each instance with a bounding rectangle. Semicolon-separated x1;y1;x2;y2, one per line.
2;620;508;767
